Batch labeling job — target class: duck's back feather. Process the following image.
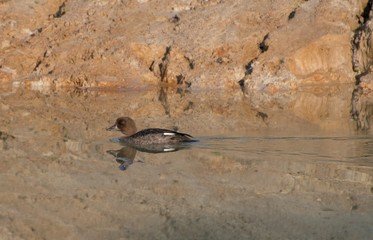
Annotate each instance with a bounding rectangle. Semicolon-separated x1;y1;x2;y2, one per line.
124;128;194;144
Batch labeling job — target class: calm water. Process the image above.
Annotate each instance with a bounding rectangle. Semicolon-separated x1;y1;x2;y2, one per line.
106;135;373;172
197;136;373;164
1;89;373;239
101;134;373;239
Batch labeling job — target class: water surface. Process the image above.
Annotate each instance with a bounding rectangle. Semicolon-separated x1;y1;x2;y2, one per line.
0;88;372;239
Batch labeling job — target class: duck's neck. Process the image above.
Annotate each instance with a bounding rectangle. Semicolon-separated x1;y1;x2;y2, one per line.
122;127;137;136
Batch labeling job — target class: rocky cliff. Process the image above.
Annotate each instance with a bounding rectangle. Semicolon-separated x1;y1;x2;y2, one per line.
1;0;373;130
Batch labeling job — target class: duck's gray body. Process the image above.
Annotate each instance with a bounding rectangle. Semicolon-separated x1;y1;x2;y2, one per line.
119;128;194;145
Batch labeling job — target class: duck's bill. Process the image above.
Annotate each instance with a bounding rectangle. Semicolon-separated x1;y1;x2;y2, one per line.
106;149;120;157
106;124;119;131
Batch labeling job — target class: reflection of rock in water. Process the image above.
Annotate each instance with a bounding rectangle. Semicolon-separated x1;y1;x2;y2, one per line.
158;86;170;116
354;95;373;130
351;78;373;130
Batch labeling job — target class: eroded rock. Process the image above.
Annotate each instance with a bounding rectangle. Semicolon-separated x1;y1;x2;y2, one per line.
0;0;372;128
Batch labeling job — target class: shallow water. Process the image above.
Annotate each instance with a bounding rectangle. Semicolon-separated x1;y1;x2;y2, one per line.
198;135;373;164
107;135;373;171
1;88;373;239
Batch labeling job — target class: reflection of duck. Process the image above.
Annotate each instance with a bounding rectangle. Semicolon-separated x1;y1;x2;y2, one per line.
106;117;196;144
107;139;192;171
106;145;137;171
122;141;191;153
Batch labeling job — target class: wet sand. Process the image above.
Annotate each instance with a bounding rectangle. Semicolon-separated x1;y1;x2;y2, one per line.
0;88;373;239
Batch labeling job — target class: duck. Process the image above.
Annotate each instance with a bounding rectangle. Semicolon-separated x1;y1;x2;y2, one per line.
106;117;196;145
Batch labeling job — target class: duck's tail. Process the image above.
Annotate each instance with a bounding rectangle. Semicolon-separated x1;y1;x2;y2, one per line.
179;133;198;142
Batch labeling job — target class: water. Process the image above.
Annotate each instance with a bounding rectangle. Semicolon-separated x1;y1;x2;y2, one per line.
106;135;373;171
197;136;373;163
95;135;373;239
1;88;373;239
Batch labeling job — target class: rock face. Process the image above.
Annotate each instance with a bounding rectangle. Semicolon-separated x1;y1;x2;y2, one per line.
351;0;373;130
0;0;373;129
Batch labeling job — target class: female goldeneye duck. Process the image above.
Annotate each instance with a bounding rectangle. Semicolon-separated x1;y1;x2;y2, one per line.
106;117;196;144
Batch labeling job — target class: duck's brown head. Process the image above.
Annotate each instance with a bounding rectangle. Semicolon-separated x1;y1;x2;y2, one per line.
106;117;137;136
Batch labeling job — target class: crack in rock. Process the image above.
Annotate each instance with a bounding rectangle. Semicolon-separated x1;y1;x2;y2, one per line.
53;1;66;18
